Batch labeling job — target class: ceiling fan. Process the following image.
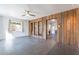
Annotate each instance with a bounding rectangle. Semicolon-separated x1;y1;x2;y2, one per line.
22;10;36;17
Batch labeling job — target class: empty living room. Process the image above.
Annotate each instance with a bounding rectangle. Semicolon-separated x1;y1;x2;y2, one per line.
0;4;79;55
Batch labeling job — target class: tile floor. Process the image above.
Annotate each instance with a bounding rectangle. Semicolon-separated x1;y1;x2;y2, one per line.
0;36;79;55
0;36;56;55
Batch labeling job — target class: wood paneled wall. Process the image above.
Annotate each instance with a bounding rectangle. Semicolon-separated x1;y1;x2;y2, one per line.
29;8;79;48
61;9;78;48
29;18;44;39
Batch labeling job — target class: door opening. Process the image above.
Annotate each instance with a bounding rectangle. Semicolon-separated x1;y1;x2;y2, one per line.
47;19;58;40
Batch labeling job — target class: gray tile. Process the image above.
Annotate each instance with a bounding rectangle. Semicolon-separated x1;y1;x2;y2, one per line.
0;36;56;55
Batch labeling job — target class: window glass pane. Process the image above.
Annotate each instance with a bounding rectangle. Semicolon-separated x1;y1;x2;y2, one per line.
8;20;22;32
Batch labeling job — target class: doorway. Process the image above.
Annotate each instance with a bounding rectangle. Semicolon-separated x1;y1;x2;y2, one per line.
47;19;58;41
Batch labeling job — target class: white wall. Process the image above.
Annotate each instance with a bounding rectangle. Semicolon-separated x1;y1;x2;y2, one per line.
0;16;5;39
23;20;29;36
0;16;9;39
2;16;9;39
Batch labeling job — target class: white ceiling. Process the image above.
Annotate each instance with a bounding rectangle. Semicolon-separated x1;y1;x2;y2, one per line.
0;4;79;20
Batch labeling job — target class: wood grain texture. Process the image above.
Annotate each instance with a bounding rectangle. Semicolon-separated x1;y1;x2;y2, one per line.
29;8;79;48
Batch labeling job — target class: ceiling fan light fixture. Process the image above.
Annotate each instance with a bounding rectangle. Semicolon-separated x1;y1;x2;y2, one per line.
26;14;30;16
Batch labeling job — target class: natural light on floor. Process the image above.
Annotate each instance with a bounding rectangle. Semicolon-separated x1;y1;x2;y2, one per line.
5;31;15;50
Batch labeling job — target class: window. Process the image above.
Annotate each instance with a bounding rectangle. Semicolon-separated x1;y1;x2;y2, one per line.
8;20;22;32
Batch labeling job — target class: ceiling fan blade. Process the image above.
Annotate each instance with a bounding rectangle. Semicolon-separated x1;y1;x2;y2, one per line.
24;10;27;12
22;14;26;16
29;14;36;16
